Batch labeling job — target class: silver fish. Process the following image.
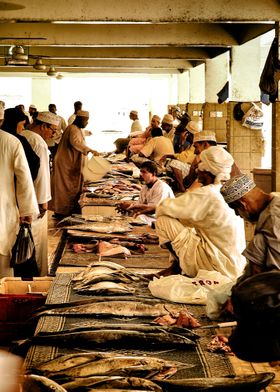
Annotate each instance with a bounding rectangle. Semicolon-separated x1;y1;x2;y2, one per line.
74;281;136;294
37;354;183;379
23;374;67;392
32;329;195;348
40;301;185;318
37;321;199;340
64;222;132;234
62;376;162;392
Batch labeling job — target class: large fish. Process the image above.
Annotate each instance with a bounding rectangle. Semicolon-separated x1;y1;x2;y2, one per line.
73;281;136;295
62;376;162;392
37;322;200;341
31;329;196;348
39;301;187;318
36;353;184;379
64;222;132;234
22;374;67;392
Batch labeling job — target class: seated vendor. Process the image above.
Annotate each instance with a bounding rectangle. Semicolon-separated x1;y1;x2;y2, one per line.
131;127;174;165
116;160;174;225
159;121;201;192
155;146;246;280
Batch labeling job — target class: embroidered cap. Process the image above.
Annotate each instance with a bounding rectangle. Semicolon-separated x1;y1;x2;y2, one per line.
221;174;256;204
186;121;201;134
193;130;216;143
130;110;138;115
37;111;60;126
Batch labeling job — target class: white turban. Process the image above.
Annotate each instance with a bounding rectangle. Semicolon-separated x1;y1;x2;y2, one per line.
198;146;234;184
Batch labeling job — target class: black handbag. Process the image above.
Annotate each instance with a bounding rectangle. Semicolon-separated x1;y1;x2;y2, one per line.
10;223;39;278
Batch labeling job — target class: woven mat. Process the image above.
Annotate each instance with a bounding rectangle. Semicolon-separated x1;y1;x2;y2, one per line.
26;273;235;378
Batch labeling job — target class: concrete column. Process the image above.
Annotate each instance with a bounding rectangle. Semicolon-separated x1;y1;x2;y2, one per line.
205;51;229;103
31;77;52;111
272;24;280;191
189;63;205;103
177;71;189;104
231;37;262;101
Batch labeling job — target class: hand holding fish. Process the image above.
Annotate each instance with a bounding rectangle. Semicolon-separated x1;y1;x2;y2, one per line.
115;201;133;214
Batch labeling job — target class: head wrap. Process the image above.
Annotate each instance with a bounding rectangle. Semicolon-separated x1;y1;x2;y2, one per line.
220;174;256;204
76;110;89;118
162;114;173;125
193;130;216;143
37;111;60;126
130;110;138;116
29;104;36;109
186;121;201;134
198;146;234;184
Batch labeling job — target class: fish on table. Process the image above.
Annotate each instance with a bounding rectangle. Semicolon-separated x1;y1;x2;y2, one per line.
73;281;136;295
61;376;162;392
36;321;200;341
31;328;196;348
38;300;189;318
34;352;186;380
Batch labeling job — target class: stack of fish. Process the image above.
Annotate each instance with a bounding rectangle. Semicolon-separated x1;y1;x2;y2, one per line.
71;262;149;295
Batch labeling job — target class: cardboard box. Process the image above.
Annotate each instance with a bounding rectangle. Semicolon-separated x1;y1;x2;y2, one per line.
0;277;53;341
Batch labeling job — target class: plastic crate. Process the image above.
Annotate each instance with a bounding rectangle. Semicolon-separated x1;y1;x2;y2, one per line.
0;277;53;341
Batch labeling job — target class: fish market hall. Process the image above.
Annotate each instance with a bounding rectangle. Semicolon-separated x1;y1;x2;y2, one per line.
0;1;280;391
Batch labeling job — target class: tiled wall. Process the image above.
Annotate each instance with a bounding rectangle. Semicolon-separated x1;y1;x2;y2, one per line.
227;102;264;177
202;102;228;144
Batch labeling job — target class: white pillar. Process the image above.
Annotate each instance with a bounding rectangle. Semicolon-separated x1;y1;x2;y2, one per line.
189;63;205;103
205;51;229;103
231;37;262;101
177;71;189;104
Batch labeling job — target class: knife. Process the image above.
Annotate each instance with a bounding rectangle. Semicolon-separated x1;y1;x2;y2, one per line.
198;321;237;329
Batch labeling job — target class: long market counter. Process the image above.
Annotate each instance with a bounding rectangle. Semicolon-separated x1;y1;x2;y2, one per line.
34;161;279;391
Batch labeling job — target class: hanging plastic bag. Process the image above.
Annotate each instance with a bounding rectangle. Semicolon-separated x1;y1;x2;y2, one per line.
10;224;39;278
242;103;264;130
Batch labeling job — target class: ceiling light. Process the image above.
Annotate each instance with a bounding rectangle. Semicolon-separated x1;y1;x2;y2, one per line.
33;58;46;71
12;46;28;61
56;73;63;80
46;66;57;77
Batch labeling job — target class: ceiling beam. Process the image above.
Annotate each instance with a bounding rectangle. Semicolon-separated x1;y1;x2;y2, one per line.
0;0;279;22
0;23;239;46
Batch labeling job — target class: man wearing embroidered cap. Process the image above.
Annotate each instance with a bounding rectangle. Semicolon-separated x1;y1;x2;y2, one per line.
21;111;59;275
51;109;99;218
114;110;143;154
155;145;246;281
221;174;280;277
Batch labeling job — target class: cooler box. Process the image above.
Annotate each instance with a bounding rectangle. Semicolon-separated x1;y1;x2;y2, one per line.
0;277;53;341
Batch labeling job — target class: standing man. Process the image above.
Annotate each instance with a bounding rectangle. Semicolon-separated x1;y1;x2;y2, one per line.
52;110;99;218
22;111;60;275
47;103;67;164
0;130;38;277
129;110;143;134
68;101;82;125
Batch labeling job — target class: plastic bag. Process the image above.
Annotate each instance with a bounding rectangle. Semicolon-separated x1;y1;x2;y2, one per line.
10;224;39;278
148;270;232;305
242;103;263;130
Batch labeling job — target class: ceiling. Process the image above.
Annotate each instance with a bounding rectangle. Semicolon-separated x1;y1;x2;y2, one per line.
0;0;278;75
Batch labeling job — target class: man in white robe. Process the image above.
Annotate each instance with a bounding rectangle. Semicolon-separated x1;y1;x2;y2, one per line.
156;146;246;280
22;111;60;275
0;130;38;277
